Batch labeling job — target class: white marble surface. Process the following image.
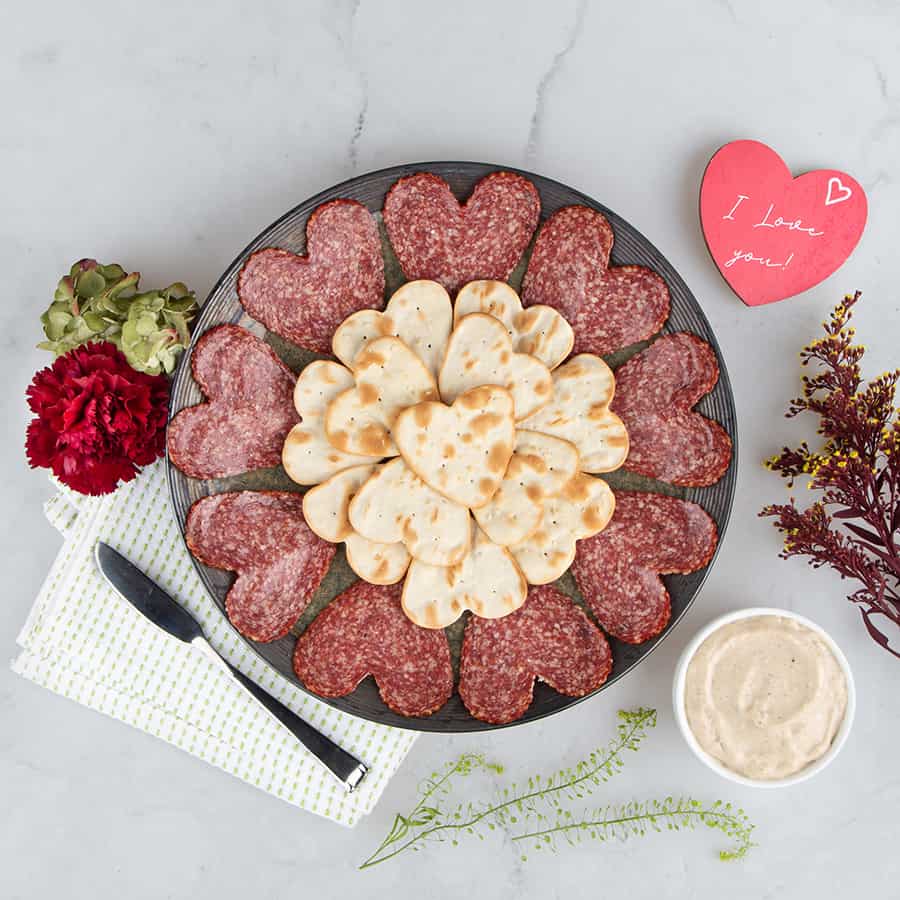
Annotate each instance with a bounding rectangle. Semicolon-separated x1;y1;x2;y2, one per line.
3;0;900;897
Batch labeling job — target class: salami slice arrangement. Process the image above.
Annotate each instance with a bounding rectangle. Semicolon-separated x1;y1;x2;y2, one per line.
185;491;335;642
167;325;298;480
293;581;454;718
170;168;733;725
383;172;540;294
237;199;385;354
612;333;732;486
572;492;718;644
522;205;670;356
459;585;612;724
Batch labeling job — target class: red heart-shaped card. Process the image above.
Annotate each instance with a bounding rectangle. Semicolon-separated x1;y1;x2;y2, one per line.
700;140;866;306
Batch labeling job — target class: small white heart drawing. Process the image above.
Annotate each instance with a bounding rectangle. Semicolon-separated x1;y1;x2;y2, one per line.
825;176;852;206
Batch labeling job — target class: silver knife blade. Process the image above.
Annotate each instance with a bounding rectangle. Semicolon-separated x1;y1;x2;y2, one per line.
95;542;204;644
93;541;368;792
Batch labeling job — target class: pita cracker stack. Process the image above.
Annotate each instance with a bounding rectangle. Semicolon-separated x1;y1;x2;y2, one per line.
454;280;574;370
325;335;438;457
282;360;373;485
348;457;470;566
332;279;452;379
438;313;552;420
510;473;615;583
402;520;528;628
394;385;515;509
519;354;629;473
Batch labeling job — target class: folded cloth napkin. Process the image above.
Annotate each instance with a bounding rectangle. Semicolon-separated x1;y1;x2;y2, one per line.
12;461;417;826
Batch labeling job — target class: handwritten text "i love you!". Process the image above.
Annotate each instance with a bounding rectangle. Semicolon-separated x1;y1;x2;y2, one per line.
700;140;867;306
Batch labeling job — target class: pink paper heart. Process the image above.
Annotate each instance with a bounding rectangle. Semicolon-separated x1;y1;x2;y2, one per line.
700;140;867;307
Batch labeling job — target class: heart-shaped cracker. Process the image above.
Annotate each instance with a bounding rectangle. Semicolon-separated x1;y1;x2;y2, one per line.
473;430;579;546
293;581;454;718
332;280;452;379
611;333;732;486
383;171;541;295
325;336;438;458
522;205;670;356
520;354;629;473
454;281;574;371
348;458;470;566
438;313;552;421
402;521;528;628
458;584;612;724
167;325;299;480
394;385;515;509
237;199;385;354
302;464;411;584
282;360;373;485
510;473;615;584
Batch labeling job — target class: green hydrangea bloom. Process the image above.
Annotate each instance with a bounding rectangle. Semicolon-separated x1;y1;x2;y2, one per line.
39;259;197;375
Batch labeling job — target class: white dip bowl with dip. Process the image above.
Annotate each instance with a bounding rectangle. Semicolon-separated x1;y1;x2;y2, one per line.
673;607;855;788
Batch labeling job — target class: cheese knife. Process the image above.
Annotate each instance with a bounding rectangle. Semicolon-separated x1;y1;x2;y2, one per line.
94;541;368;792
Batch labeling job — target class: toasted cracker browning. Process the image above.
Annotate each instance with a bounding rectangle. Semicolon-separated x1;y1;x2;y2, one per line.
394;385;515;509
402;521;528;628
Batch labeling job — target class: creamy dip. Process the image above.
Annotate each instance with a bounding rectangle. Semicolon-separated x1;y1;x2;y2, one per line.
684;615;847;780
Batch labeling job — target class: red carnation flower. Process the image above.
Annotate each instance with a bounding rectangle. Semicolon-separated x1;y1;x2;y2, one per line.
25;342;170;495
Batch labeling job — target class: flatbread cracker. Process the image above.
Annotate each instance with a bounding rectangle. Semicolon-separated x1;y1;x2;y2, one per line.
394;385;515;509
519;354;629;473
454;280;574;370
402;521;528;628
344;533;411;585
325;336;438;457
302;463;410;584
473;430;579;546
282;361;373;485
348;458;470;566
332;279;452;379
510;473;615;583
439;313;552;420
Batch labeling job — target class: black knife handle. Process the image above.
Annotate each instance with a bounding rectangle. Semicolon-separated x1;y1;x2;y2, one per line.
216;651;368;792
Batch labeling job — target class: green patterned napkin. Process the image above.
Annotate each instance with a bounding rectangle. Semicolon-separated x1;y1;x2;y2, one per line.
13;461;417;826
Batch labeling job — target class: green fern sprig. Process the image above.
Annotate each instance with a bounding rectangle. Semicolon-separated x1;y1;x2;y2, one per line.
513;797;756;861
359;708;658;869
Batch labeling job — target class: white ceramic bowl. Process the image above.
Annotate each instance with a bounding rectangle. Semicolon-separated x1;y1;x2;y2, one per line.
672;607;855;788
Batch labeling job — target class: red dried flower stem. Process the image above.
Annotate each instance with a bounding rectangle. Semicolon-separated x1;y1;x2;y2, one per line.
760;292;900;658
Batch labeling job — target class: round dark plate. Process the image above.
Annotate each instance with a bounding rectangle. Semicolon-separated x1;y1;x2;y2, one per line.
167;161;737;733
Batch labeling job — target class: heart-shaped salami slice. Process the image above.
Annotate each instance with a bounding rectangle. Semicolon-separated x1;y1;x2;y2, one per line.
167;325;298;480
522;206;670;356
459;584;612;724
394;385;515;508
292;581;454;718
383;172;540;295
611;333;732;486
186;491;336;642
237;199;385;353
572;492;717;644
